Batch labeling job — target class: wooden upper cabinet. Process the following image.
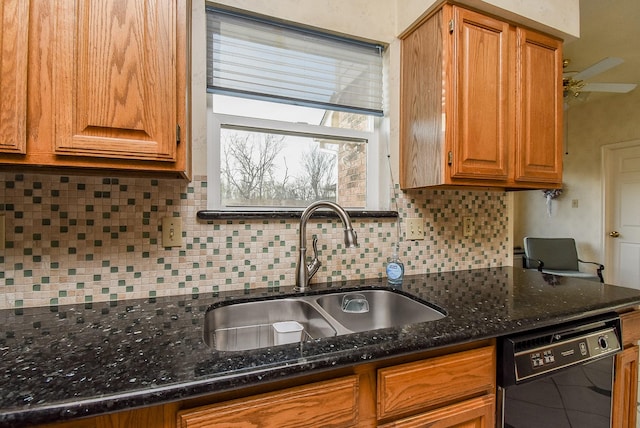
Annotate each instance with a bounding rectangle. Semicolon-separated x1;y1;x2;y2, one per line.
514;27;563;184
0;0;190;177
400;3;562;190
449;7;510;182
0;0;29;154
53;0;179;162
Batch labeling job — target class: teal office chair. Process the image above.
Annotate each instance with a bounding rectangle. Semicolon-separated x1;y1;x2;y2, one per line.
523;237;604;283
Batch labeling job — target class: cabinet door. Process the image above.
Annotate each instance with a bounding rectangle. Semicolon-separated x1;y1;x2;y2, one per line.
377;346;495;420
378;395;495;428
0;0;29;154
449;7;511;181
52;0;179;162
177;376;359;428
612;345;639;428
514;27;563;184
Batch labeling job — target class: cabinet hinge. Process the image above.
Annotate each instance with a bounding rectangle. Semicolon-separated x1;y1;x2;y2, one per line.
176;124;181;144
448;151;453;166
448;19;454;33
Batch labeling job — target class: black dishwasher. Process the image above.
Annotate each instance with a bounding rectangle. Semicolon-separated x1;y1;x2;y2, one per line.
497;313;622;428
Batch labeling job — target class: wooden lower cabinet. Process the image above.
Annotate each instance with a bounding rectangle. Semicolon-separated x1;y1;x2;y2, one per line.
612;310;640;428
377;346;495;421
613;345;639;428
176;376;359;428
378;395;495;428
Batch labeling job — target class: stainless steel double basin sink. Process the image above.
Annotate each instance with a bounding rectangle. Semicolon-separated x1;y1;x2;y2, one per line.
204;289;446;352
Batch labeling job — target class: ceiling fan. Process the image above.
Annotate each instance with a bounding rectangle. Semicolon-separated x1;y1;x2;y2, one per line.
563;57;637;99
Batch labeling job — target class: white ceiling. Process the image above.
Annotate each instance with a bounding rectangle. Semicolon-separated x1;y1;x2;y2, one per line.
563;0;640;101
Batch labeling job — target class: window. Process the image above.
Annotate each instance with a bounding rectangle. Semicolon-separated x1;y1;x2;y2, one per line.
206;7;386;210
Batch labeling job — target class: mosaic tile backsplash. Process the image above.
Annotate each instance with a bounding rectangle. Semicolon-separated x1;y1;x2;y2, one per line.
0;172;510;309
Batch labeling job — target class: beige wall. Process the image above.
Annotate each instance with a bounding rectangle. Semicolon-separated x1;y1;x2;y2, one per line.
513;0;640;278
514;89;640;271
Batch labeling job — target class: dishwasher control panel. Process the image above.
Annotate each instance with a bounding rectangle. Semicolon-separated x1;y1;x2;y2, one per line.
498;313;622;386
514;327;621;381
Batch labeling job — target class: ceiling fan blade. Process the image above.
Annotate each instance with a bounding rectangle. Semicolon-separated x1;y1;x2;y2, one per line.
573;57;624;81
581;82;637;93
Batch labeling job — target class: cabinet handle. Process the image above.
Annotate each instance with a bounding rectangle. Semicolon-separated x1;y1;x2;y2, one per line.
176;124;181;144
448;19;454;33
448;151;453;166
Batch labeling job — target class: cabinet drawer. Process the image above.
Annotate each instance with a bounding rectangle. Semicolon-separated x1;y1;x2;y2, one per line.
177;375;359;428
377;345;495;420
621;310;640;346
378;394;495;428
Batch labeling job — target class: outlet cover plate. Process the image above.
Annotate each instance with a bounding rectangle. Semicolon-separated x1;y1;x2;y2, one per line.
406;218;424;240
463;217;474;238
162;217;183;247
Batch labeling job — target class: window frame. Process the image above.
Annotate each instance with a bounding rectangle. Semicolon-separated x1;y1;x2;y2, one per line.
207;108;382;211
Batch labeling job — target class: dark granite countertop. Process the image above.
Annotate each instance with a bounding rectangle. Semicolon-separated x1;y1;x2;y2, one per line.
2;267;640;427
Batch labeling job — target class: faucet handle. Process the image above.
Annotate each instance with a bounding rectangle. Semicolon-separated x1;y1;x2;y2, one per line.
307;237;321;279
311;236;319;259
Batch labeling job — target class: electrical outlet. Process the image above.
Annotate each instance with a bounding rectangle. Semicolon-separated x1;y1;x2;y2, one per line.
463;217;474;238
572;199;579;208
162;216;183;247
405;218;424;240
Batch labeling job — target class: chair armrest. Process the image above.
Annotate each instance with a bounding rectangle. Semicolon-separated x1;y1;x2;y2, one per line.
523;256;544;272
578;259;605;283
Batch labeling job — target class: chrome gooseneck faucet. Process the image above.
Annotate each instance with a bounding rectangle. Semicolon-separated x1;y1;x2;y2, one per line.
295;201;358;292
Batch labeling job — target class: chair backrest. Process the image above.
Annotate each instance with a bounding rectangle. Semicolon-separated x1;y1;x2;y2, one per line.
523;237;580;271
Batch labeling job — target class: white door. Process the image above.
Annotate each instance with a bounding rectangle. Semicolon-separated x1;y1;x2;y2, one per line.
603;141;640;289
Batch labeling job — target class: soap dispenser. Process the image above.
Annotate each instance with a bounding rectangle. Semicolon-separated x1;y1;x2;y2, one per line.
386;243;404;286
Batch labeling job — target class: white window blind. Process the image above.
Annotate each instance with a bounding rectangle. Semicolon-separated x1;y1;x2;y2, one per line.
206;7;384;116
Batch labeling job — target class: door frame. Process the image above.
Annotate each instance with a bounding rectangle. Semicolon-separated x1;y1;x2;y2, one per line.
601;139;640;284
